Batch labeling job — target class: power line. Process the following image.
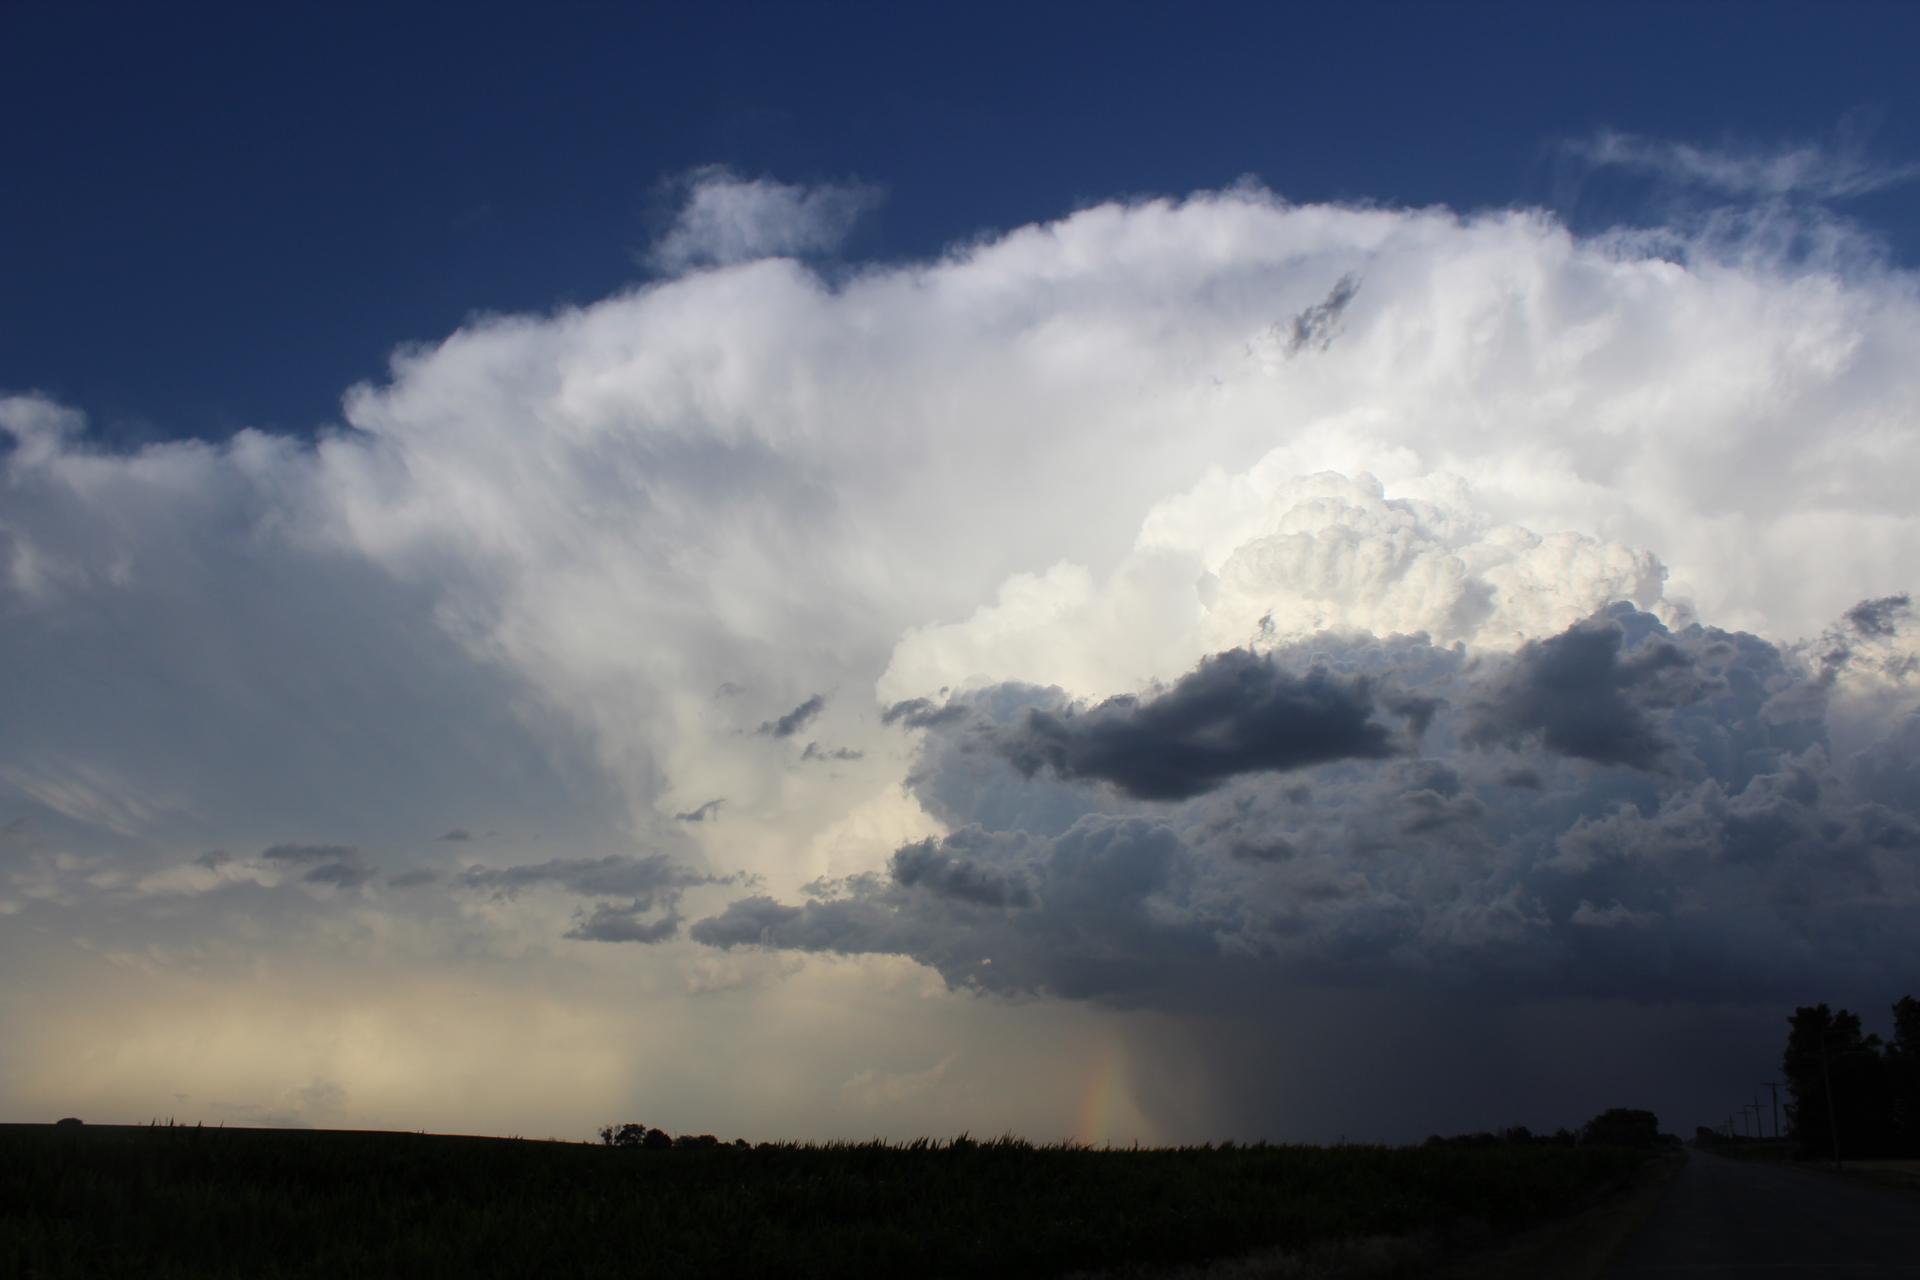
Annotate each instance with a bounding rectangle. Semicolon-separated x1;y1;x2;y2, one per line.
1760;1081;1784;1140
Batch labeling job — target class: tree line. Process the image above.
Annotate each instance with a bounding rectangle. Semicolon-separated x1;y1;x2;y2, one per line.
598;1123;749;1150
1781;996;1920;1160
1424;1108;1668;1151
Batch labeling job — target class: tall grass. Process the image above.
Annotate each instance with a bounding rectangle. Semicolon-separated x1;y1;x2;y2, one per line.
0;1124;1647;1278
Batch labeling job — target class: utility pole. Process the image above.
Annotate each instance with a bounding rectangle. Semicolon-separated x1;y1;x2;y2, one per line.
1753;1095;1766;1142
1820;1034;1842;1169
1761;1082;1784;1140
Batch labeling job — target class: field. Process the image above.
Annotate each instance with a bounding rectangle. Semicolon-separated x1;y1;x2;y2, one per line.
1;1124;1651;1278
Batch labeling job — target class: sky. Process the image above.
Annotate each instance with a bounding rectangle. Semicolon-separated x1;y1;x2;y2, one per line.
3;1;1920;1144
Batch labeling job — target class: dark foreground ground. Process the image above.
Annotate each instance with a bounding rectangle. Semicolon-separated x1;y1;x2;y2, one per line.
0;1123;1649;1278
1606;1149;1920;1278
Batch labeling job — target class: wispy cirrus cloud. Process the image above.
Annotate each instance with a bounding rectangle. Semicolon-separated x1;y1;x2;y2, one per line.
1567;125;1920;201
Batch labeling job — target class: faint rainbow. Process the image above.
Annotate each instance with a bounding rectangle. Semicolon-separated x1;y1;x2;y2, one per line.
1074;1043;1127;1147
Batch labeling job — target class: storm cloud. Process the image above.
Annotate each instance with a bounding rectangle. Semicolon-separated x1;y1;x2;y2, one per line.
566;900;684;944
6;167;1919;1143
694;606;1920;1011
990;649;1398;800
890;833;1035;908
1467;607;1706;769
695;817;1213;1003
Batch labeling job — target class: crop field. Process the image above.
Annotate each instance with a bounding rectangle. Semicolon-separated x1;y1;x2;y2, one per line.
1;1124;1649;1278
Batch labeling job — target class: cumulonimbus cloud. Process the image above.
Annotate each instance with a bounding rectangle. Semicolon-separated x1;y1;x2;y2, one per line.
4;164;1918;1139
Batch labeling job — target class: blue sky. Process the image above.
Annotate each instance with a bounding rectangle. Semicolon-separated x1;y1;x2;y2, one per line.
4;3;1920;1143
6;1;1918;441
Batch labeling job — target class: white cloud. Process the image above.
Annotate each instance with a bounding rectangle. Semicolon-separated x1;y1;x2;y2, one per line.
646;166;882;272
881;470;1676;703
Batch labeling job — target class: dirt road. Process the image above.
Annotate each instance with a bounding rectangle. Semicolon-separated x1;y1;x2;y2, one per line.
1606;1149;1920;1277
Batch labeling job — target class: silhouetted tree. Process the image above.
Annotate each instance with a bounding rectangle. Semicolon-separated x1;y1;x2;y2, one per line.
1579;1108;1659;1148
1889;995;1920;1152
1783;1003;1893;1160
599;1122;674;1149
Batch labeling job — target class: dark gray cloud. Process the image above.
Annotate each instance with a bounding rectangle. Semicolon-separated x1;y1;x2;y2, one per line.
991;648;1397;800
436;828;472;843
890;833;1034;907
261;843;360;864
261;842;372;887
1802;593;1919;695
1226;837;1295;863
1380;690;1442;742
692;894;890;952
694;816;1216;1002
459;853;743;945
1854;712;1920;810
882;698;968;729
759;694;824;738
802;742;863;762
1398;762;1487;834
693;604;1920;1013
1468;607;1705;768
300;860;375;888
674;798;725;823
460;853;718;902
565;900;683;944
385;868;440;889
1285;273;1361;355
1847;593;1911;638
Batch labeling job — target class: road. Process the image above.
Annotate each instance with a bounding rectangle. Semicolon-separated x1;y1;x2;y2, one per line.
1607;1150;1920;1277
